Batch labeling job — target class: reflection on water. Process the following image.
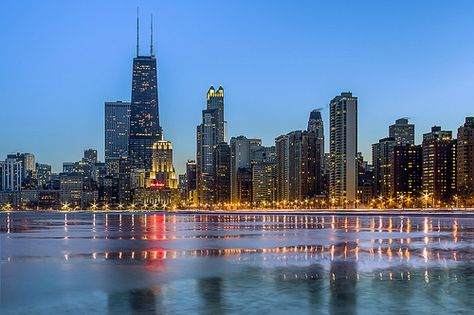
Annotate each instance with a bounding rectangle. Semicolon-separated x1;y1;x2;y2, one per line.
0;212;473;314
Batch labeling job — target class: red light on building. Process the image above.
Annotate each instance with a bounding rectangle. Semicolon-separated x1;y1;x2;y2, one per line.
150;181;165;189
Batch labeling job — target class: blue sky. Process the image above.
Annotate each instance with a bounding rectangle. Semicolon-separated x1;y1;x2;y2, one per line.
1;0;473;173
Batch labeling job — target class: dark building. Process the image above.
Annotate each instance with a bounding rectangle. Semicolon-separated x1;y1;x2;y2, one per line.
105;101;131;176
287;130;323;200
456;117;474;202
230;136;262;203
251;146;276;203
214;142;231;203
422;126;457;202
391;144;423;198
36;163;52;189
185;160;197;203
357;153;374;206
372;137;397;197
196;86;226;205
275;135;289;202
389;118;415;145
129;16;162;175
236;168;253;204
83;149;98;165
118;154;131;205
307;109;325;177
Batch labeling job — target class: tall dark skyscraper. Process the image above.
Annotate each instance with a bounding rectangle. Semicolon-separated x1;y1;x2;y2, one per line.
105;101;130;176
129;14;162;175
457;117;474;201
196;86;226;204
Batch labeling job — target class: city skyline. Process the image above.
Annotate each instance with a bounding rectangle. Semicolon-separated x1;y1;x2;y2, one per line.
1;1;474;174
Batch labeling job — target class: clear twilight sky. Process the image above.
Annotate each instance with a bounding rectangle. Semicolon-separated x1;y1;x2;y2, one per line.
1;0;473;174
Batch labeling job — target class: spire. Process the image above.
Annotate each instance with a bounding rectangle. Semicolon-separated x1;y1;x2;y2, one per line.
136;7;140;56
150;14;154;56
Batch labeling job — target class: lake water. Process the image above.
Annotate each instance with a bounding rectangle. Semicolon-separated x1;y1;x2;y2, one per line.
0;212;473;314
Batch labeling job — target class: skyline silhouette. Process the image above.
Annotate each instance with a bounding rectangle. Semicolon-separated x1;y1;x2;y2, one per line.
1;0;473;173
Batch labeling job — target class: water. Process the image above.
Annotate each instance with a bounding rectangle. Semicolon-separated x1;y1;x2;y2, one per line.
1;212;473;314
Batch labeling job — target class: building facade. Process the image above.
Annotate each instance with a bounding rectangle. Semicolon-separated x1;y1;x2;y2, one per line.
372;137;397;197
214;142;231;203
105;101;131;176
275;135;290;202
391;144;423;198
329;92;358;205
230;136;262;203
150;140;177;189
128;30;162;175
456;117;474;201
389;118;415;145
422;126;457;202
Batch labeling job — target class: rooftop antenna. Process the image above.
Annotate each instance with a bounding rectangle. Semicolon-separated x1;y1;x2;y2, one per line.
150;14;154;56
136;7;140;56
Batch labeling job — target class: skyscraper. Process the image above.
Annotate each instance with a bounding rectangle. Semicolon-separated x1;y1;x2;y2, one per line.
308;109;325;167
389;118;415;145
196;86;226;204
456;117;474;201
329;92;358;205
207;86;226;143
105;101;131;176
83;149;98;165
185;160;197;203
275;134;290;202
149;140;177;189
391;144;423;197
129;14;162;175
372;137;397;197
36;163;52;189
1;158;22;192
422;126;457;202
230;136;262;203
214;142;231;203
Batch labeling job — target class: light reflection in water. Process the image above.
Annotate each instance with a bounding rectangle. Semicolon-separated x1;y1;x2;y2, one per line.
1;212;473;314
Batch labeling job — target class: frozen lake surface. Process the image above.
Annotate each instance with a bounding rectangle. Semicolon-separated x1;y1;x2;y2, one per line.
1;212;473;314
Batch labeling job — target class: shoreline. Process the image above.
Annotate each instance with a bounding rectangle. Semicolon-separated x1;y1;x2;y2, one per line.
1;208;473;217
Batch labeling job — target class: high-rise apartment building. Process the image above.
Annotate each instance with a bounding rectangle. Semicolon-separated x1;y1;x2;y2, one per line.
286;130;322;200
372;137;397;197
105;101;131;175
329;92;358;205
389;118;415;145
36;163;52;189
308;109;325;169
185;160;197;203
391;144;423;197
456;117;474;201
1;158;22;192
422;126;457;202
230;136;262;202
275;135;290;202
83;149;98;165
214;142;231;203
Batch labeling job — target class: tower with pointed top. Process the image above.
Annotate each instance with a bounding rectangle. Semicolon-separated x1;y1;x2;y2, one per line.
129;12;162;176
196;85;227;204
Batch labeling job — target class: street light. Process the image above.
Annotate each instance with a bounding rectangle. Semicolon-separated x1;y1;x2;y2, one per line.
61;202;70;211
453;195;459;209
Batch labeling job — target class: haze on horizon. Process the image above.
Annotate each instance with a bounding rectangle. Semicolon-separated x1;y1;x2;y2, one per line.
1;0;473;174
